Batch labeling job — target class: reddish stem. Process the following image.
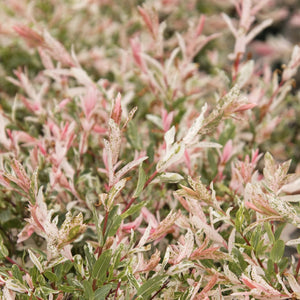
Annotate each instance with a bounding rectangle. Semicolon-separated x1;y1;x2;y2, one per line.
274;263;278;274
122;170;158;213
5;256;26;273
102;210;109;237
114;280;121;299
295;257;300;278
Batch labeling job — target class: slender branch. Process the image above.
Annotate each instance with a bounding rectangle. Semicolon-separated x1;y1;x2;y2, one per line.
5;256;26;273
122;170;158;213
149;279;170;300
114;280;121;299
295;256;300;278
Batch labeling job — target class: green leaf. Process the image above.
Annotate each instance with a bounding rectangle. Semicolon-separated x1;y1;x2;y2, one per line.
94;283;114;299
11;264;23;282
156;172;184;183
35;286;59;297
0;239;8;258
106;179;127;210
74;254;85;278
84;244;96;274
43;271;58;282
264;222;275;244
83;280;94;300
218;120;235;145
232;248;247;271
102;206;122;241
54;264;64;281
108;244;124;281
207;150;217;177
137;275;167;299
127;121;143;150
278;256;289;272
274;223;286;240
107;215;122;238
270;239;285;263
235;205;245;233
121;201;145;220
250;226;262;250
133;164;146;198
92;249;112;283
126;269;140;290
28;249;44;273
92;208;103;246
59;284;76;293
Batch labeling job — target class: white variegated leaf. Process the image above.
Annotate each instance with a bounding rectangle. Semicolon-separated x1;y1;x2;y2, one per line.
183;103;208;145
28;249;44;273
156;141;185;173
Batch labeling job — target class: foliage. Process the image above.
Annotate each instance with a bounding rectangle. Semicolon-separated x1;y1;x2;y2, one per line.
0;0;300;299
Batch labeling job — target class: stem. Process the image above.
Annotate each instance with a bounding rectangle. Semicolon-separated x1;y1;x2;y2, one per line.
122;170;158;213
232;53;241;82
149;279;170;300
114;280;121;299
102;210;109;237
295;257;300;278
5;256;26;273
143;170;158;190
274;263;278;274
259;80;284;123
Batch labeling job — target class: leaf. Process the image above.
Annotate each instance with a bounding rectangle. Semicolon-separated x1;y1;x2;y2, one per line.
126;269;140;290
133;164;147;198
164;126;176;152
121;201;145;220
107;178;128;209
0;239;8;258
270;239;285;263
59;285;76;293
114;156;148;184
154;172;184;183
106;215;122;239
84;244;96;274
92;249;112;283
28;249;44;273
235;205;245;233
35;286;59;297
274;223;286;241
127;121;143;150
236;60;254;88
137;275;167;299
183;103;208;144
264;222;275;244
82;280;94;300
74;254;85;278
11;264;23;282
95;283;115;299
156;141;185;173
5;279;28;293
146;114;163;129
250;226;262;250
102;205;122;241
92;208;103;246
43;271;58;282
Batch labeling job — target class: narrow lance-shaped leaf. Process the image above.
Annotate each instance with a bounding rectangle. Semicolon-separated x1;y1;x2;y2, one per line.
107;178;128;210
92;249;112;282
133;164;147;198
270;240;285;263
137;275;168;299
114;156;148;184
28;249;44;273
156;141;185;173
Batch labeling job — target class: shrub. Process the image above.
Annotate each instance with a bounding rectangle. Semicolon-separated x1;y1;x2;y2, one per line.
0;0;300;299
